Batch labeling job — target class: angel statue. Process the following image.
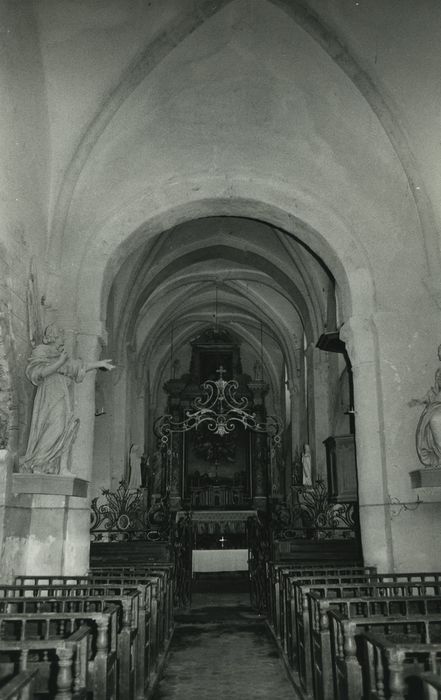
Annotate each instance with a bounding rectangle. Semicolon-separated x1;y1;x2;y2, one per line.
21;323;114;475
409;344;441;468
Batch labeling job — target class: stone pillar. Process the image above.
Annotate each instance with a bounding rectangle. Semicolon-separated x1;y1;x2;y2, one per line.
163;378;185;509
249;380;269;509
65;329;104;574
368;311;441;573
311;346;331;480
343;309;441;573
286;378;302;493
71;331;103;480
340;316;392;572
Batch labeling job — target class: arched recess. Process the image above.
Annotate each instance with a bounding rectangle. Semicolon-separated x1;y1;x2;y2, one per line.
63;187;394;571
96;223;319;497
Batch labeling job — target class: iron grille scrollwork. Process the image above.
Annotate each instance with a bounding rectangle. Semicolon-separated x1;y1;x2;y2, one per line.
155;366;282;443
90;480;171;542
272;479;357;541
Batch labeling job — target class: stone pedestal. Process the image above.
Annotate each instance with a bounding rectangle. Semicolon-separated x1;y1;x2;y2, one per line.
410;467;441;489
12;473;89;497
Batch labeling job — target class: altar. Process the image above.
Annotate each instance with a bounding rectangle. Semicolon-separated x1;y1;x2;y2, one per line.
176;509;256;574
192;549;249;573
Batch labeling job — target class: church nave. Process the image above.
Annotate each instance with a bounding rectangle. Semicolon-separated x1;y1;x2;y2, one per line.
151;576;297;700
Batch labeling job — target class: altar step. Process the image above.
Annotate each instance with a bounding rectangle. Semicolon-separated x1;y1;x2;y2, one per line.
150;599;299;699
192;571;249;594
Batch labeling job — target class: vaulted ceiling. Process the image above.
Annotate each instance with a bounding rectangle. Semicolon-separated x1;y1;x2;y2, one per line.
106;215;334;408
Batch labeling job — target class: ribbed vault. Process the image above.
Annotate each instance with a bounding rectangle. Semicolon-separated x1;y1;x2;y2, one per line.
91;213;337;493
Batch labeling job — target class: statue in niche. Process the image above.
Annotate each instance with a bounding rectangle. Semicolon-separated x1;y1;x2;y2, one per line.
128;444;144;489
21;324;114;475
409;345;441;468
302;444;312;486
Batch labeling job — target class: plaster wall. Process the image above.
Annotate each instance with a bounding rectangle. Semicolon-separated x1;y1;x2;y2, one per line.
0;3;54;574
34;0;206;219
0;1;49;449
56;1;429;325
305;0;441;252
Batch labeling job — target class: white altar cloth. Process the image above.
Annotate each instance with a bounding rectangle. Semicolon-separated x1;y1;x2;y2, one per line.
192;549;249;573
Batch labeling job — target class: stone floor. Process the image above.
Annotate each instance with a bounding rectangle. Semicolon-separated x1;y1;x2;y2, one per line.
151;575;299;700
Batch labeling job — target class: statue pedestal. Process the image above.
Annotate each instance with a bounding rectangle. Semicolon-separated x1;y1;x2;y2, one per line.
11;473;89;497
410;467;441;489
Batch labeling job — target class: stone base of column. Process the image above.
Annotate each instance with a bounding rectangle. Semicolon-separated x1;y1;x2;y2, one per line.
12;473;89;497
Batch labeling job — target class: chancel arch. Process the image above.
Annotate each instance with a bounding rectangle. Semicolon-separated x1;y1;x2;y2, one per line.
80;197;391;572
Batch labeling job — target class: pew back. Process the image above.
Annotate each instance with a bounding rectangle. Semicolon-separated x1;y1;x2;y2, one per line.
306;588;441;700
362;630;441;700
329;611;441;700
0;669;38;700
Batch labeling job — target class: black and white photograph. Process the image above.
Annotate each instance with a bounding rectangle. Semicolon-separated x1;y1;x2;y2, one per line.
0;1;441;698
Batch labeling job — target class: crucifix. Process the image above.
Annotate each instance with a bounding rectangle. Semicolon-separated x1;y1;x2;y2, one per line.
216;365;227;380
218;535;227;549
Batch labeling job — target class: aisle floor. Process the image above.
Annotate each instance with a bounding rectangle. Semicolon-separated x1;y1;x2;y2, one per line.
151;579;299;700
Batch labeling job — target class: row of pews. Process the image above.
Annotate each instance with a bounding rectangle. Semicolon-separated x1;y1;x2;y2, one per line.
267;559;441;700
0;562;175;700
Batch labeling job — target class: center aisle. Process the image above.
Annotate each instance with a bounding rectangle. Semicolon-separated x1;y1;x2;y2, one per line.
151;576;299;700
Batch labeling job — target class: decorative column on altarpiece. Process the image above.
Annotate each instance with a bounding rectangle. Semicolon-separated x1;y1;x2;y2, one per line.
249;379;269;509
163;378;185;508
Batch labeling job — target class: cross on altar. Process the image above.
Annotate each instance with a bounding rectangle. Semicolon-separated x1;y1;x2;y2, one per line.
216;366;226;379
219;535;227;549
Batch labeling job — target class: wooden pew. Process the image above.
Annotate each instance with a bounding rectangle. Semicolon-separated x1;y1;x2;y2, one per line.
88;568;172;666
14;571;171;698
3;586;140;700
11;581;151;700
268;561;364;637
361;629;441;700
89;566;174;648
87;574;162;677
16;567;172;653
302;581;441;699
0;610;117;700
331;612;441;700
280;569;377;659
0;669;38;700
269;564;373;642
0;625;90;700
405;671;441;699
279;565;376;642
85;569;174;694
289;574;441;678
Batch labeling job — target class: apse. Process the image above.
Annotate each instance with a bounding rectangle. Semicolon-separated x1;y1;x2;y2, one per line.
91;215;354;516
